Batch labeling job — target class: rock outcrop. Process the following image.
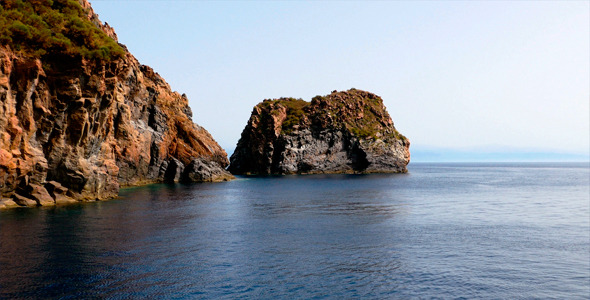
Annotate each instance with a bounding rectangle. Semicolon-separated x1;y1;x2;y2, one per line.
229;89;410;175
0;0;232;208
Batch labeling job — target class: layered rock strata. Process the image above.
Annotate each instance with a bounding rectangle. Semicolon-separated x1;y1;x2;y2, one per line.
229;89;410;175
0;1;232;208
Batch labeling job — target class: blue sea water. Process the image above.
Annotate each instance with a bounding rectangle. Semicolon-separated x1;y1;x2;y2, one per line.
0;163;588;299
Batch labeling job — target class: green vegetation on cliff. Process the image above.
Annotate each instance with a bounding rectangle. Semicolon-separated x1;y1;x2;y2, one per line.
0;0;124;60
311;89;407;141
256;89;408;142
278;98;308;134
259;98;309;134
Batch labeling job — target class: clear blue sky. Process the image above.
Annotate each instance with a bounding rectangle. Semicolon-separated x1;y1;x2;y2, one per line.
90;0;589;161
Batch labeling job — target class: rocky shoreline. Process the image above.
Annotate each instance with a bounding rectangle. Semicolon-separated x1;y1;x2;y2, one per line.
0;2;410;209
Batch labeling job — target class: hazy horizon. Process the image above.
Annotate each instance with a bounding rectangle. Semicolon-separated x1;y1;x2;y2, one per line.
91;1;589;162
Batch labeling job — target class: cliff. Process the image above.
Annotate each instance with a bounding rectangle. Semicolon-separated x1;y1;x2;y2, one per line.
229;89;410;175
0;0;232;208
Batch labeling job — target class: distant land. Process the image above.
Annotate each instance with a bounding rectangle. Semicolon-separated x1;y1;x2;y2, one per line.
408;146;590;162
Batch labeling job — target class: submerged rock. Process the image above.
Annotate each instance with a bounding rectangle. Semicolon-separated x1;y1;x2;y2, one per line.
229;89;410;175
0;0;232;207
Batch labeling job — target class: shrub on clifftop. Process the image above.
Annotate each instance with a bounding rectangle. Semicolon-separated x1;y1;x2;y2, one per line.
0;0;124;60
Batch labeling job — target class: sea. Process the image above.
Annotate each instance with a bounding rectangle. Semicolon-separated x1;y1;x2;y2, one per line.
0;163;588;299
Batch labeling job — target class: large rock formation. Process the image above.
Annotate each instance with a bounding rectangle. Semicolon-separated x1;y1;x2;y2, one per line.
0;0;232;208
229;89;410;175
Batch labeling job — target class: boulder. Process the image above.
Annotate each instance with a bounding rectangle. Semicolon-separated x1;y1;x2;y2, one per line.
229;89;410;175
182;158;234;182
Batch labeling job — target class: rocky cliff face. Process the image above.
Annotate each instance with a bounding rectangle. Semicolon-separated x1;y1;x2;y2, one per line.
229;89;410;175
0;0;232;208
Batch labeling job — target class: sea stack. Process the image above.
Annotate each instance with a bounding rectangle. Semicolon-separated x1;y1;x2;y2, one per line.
229;89;410;175
0;0;232;208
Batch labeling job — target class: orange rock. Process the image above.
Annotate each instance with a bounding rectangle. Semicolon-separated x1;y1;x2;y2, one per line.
0;1;232;205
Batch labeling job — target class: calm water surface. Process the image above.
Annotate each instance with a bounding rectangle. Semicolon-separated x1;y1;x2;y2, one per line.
1;163;588;299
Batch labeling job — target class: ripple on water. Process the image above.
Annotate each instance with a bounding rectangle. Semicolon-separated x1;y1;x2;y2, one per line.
0;163;588;298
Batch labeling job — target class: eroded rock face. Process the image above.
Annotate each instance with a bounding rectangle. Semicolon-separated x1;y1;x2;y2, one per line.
0;1;232;208
229;89;410;175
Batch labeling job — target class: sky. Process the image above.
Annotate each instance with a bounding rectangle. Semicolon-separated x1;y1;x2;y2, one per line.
90;0;589;161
